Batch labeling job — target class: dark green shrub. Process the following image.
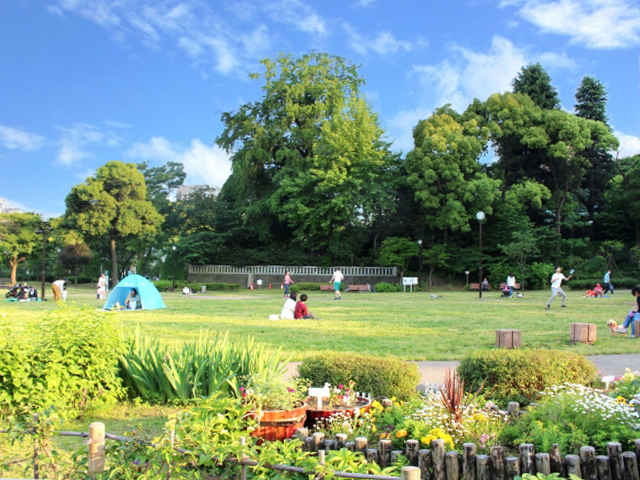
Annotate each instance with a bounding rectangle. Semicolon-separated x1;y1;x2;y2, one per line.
290;282;325;294
458;349;598;406
0;306;125;418
569;277;637;290
203;282;241;291
153;280;173;291
375;282;402;292
298;352;420;400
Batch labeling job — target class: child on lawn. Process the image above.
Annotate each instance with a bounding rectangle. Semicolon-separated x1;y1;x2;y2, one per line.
294;293;315;319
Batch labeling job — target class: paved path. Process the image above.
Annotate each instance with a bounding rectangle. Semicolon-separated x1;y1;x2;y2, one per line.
287;354;640;389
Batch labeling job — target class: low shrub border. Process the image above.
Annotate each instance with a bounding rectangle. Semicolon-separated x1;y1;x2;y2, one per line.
458;349;598;406
298;352;420;400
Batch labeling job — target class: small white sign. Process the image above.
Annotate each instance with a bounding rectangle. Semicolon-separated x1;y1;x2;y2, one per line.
402;277;418;286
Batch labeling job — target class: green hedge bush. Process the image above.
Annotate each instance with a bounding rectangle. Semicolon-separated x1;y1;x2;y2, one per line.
153;280;240;292
290;282;325;294
569;278;638;290
298;352;420;400
375;282;402;292
458;349;598;406
0;307;125;418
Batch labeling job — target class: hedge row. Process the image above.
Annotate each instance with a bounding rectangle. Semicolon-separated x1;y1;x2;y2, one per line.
153;280;240;292
458;349;598;406
298;352;420;400
569;277;638;290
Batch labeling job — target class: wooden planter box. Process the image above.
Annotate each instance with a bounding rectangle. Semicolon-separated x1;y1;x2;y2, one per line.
305;396;373;428
570;323;597;344
251;404;307;441
496;329;521;349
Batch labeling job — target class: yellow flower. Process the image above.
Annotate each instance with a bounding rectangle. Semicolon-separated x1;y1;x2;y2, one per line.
616;396;627;404
371;425;377;433
379;433;390;440
395;429;407;439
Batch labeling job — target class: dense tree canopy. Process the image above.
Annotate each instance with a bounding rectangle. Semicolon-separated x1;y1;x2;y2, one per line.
0;212;40;285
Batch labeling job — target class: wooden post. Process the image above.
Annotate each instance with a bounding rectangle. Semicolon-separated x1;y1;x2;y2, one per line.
580;446;598;480
635;440;640;464
446;451;460;480
295;427;309;439
239;437;247;480
402;466;421;480
490;445;506;480
432;439;446;480
345;441;355;452
566;454;582;478
355;436;368;454
463;443;477;480
550;444;564;475
378;439;392;467
505;456;520;480
622;452;640;480
324;439;337;451
495;329;522;349
597;455;612;480
312;432;325;452
476;454;490;480
608;442;624;480
535;453;550;475
366;448;379;464
419;449;433;480
318;450;326;466
335;433;347;449
406;439;420;466
570;322;597;344
520;443;535;474
88;422;106;477
304;436;314;451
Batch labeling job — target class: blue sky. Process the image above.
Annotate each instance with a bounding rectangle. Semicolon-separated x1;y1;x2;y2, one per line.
1;0;639;217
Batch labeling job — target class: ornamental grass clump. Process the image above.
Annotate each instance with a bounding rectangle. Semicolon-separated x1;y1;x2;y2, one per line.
500;383;640;453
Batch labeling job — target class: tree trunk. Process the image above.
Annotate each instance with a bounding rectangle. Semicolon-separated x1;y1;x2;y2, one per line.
428;266;434;289
110;238;118;289
9;257;18;286
636;223;640;248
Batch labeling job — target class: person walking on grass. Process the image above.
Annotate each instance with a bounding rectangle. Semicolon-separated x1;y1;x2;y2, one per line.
603;269;614;295
330;268;344;300
545;267;572;310
283;270;294;297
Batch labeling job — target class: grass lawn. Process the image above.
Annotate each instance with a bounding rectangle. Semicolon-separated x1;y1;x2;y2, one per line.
2;284;639;360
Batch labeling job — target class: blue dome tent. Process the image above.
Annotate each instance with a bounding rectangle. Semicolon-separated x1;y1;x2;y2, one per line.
103;274;166;311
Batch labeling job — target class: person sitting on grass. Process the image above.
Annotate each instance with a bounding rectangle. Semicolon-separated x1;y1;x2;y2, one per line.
125;288;140;310
294;293;315;319
593;283;604;297
280;293;296;320
613;285;640;337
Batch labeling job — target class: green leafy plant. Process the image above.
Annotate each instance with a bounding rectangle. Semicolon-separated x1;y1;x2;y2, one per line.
299;352;420;400
374;281;402;292
458;349;598;406
242;374;308;411
0;306;125;418
119;331;289;404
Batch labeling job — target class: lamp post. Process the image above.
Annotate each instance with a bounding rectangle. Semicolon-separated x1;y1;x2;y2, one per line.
36;221;52;301
476;211;485;299
171;245;177;289
464;270;470;288
417;239;423;285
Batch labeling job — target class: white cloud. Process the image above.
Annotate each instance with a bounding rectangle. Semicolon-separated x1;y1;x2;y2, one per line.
504;0;640;49
0;125;45;151
127;137;232;188
57;123;121;165
265;0;327;35
343;23;414;56
388;36;575;153
615;130;640;158
355;0;375;6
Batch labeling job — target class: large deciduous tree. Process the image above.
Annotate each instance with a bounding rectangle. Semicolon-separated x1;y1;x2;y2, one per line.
217;53;396;261
64;161;163;287
0;212;40;285
405;105;500;240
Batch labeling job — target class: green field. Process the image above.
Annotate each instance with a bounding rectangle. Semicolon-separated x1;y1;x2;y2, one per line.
2;285;639;360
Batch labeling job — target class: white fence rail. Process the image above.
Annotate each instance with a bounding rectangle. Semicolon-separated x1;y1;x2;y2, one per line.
188;265;397;277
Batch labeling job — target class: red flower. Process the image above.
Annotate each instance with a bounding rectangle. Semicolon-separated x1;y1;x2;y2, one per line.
287;387;295;393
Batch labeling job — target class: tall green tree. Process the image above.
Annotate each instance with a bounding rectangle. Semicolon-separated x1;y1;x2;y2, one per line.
603;155;640;247
0;212;40;285
64;161;163;287
512;63;560;110
378;237;419;277
217;53;396;261
574;76;614;225
405;105;500;241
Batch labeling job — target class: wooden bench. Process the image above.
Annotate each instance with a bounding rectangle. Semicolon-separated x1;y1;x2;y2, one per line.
469;283;490;291
499;282;521;290
319;285;333;292
0;278;11;288
346;284;371;292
